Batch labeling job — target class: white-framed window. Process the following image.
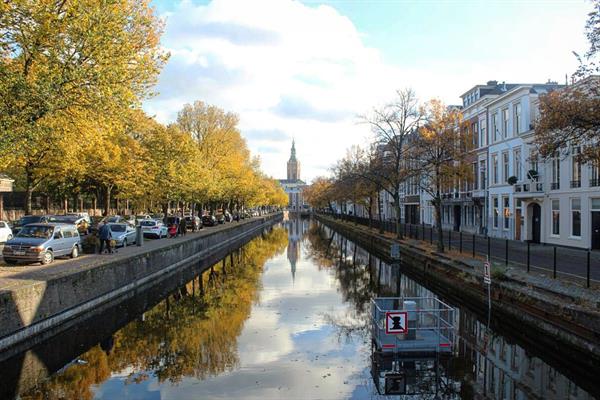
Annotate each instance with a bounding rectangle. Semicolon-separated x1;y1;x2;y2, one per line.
571;146;581;188
492;113;499;142
471;121;478;147
502;152;509;183
479;160;486;189
502;108;510;138
492;154;499;184
480;119;487;147
513;103;522;134
472;162;478;190
493;197;499;228
592;198;600;211
551;199;560;236
529;149;539;177
514;148;522;181
551;154;560;189
571;198;581;237
503;197;510;230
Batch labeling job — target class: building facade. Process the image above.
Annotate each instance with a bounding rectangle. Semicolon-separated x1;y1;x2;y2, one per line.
279;140;307;212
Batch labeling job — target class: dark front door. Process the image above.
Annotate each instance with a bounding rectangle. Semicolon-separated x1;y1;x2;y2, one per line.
453;205;461;232
592;211;600;250
531;204;541;244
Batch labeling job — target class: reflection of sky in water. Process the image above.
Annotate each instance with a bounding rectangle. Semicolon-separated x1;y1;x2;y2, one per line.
91;226;377;399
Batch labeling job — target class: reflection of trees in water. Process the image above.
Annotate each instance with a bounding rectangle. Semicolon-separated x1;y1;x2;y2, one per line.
21;227;288;400
306;223;379;340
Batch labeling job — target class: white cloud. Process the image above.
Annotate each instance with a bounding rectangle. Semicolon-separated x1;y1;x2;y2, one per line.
144;0;404;181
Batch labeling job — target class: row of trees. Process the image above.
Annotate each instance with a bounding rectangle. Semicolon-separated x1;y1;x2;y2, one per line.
0;0;287;216
306;1;600;253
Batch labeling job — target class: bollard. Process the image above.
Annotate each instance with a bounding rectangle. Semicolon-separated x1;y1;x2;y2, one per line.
505;239;508;266
527;241;530;273
136;225;143;247
587;250;591;288
459;232;462;253
472;234;475;258
553;246;557;279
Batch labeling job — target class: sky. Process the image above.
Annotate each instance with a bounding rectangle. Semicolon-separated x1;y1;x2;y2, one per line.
145;0;593;183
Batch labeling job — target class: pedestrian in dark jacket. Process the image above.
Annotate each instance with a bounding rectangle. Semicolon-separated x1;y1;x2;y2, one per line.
179;216;187;236
98;224;113;254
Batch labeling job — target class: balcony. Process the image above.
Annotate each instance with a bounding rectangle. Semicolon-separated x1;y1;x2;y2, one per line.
570;180;581;188
515;182;543;194
590;178;600;187
550;182;560;190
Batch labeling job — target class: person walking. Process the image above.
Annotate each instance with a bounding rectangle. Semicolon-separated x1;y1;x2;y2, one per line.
179;216;187;236
98;223;113;254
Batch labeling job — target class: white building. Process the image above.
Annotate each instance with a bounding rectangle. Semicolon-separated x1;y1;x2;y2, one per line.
279;140;307;212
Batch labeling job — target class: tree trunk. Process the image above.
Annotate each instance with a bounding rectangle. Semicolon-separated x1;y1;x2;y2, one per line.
435;198;444;253
162;202;169;224
368;196;373;229
394;191;402;239
103;185;112;216
377;192;384;234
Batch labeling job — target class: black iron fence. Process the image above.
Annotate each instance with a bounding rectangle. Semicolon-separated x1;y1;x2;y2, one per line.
320;212;598;288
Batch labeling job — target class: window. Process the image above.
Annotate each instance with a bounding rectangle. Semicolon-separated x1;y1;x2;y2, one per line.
503;197;510;229
571;146;581;188
502;152;509;183
479;160;486;189
493;197;499;228
592;198;600;210
571;198;581;237
63;230;73;238
492;154;498;184
591;161;600;186
551;199;560;236
551;154;560;189
0;222;5;228
529;150;539;177
502;108;510;138
480;119;487;146
514;148;522;181
513;103;522;134
492;113;498;142
472;162;478;190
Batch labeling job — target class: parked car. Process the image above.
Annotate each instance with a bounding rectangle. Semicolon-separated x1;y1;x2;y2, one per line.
51;215;90;235
66;212;91;224
140;219;168;238
0;221;13;242
224;211;233;222
232;212;240;222
135;214;152;224
201;215;217;227
185;215;201;230
13;215;54;234
215;213;225;224
2;223;81;265
107;223;136;247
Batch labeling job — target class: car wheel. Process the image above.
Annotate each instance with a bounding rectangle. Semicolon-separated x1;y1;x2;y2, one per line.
4;259;17;265
71;246;79;259
123;239;127;248
41;250;54;265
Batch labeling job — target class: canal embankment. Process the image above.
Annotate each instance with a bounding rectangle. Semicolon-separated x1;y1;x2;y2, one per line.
0;213;282;353
315;214;600;375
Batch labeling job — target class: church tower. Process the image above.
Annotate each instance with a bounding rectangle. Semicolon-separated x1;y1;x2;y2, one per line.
287;139;300;181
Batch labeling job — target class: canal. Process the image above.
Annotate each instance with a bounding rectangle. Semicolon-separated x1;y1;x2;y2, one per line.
0;219;596;399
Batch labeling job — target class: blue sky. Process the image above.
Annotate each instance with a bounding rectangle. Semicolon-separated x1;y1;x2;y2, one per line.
146;0;592;181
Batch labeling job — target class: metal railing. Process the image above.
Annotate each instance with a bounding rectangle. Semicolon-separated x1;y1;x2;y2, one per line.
371;297;455;354
321;212;598;288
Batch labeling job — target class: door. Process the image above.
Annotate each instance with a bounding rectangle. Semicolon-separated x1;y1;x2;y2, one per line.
592;212;600;250
453;205;461;232
515;209;522;241
531;204;541;244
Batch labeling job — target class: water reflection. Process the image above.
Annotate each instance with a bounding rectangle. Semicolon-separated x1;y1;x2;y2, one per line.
4;219;596;399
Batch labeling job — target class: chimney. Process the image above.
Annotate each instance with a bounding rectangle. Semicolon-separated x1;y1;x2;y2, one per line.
486;80;498;86
502;81;507;91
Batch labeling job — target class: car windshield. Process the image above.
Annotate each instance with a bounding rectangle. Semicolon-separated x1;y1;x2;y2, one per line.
106;217;120;223
17;225;53;239
140;220;156;226
19;216;41;225
110;224;126;232
51;216;79;223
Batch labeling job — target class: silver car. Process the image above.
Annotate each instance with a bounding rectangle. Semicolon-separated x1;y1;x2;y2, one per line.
107;223;136;247
2;223;81;265
140;219;168;238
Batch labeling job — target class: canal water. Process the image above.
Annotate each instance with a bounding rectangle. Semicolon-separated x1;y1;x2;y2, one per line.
0;219;596;399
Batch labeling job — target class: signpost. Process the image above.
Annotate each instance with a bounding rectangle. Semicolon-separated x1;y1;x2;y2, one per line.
390;243;400;260
385;311;408;335
483;260;491;285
